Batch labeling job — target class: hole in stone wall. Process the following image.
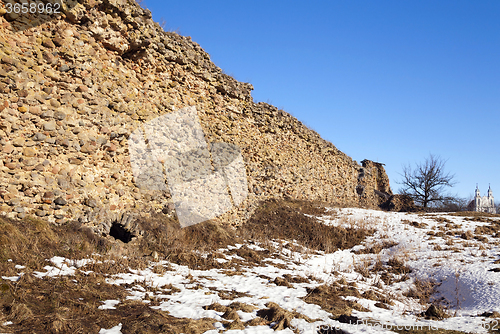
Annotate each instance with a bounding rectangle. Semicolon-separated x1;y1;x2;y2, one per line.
356;185;364;196
109;222;135;243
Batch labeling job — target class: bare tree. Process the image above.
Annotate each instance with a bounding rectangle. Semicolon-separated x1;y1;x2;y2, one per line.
398;154;457;208
438;195;471;212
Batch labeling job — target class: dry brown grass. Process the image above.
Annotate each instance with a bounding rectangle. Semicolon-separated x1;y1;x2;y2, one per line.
460;230;474;240
367;254;412;284
300;281;370;318
279;199;330;215
0;266;214;333
283;273;310;284
206;301;266;330
136;208;305;270
241;199;374;253
0;216;109;277
403;277;439;305
362;290;394;306
137;213;242;269
354;257;372;278
226;245;271;264
2;201;472;333
434;217;454;224
445;238;455;246
474;220;500;237
401;219;428;228
427;230;446;238
433;244;443;251
212;288;252;300
421;304;451;320
0;209;281;332
475;235;489;243
0;214;221;333
354;240;398;254
448;211;500;218
256;301;317;331
387;256;412;275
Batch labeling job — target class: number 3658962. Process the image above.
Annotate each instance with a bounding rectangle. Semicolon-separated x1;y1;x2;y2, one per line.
5;2;61;15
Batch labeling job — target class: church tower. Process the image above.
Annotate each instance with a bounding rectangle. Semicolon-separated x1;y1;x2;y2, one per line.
475;184;481;209
488;184;494;209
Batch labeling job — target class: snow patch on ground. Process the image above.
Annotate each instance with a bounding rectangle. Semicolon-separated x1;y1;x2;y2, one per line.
98;300;121;310
99;323;122;334
4;208;500;333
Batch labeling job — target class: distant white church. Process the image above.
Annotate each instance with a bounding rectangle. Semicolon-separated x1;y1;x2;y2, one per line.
469;185;496;213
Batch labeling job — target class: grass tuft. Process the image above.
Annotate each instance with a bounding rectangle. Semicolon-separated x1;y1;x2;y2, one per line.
241;199;374;252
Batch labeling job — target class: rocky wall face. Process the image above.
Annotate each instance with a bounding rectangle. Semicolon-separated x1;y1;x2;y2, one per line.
0;0;392;232
356;160;393;208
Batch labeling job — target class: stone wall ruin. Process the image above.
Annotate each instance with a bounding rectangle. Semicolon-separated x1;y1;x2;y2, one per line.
0;0;393;234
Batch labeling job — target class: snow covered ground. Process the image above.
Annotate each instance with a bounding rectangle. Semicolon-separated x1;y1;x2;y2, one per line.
3;208;500;333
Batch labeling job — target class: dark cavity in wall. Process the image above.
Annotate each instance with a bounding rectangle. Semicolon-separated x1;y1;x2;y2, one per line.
109;222;135;243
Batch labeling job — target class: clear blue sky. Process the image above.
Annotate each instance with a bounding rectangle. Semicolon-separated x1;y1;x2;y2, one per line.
142;0;499;200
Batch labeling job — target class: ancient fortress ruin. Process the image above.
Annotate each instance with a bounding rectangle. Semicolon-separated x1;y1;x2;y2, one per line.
0;0;395;235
